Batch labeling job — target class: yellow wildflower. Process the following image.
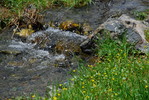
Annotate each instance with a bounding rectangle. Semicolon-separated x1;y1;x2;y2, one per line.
57;93;61;96
85;96;89;98
32;94;35;98
72;70;76;72
59;84;62;87
115;93;118;96
91;79;95;82
62;88;67;90
145;85;148;88
144;45;147;48
112;78;115;80
53;96;57;100
83;91;86;93
88;65;93;68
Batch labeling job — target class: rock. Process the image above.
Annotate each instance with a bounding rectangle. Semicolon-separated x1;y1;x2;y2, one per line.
0;40;31;55
80;37;96;54
27;27;88;53
81;14;149;53
82;23;93;35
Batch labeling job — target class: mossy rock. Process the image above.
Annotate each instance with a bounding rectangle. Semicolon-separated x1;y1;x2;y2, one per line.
59;20;80;31
55;41;81;56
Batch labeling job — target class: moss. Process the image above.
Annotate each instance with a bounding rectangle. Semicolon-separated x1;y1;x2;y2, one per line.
58;20;93;35
55;41;81;56
15;28;35;37
59;20;81;34
144;29;149;42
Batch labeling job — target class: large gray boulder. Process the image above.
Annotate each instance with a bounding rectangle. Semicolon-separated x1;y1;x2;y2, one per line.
81;14;149;53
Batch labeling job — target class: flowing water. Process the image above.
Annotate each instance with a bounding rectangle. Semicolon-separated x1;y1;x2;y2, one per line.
0;0;149;99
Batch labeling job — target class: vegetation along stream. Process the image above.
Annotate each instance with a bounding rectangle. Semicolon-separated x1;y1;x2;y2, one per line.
0;0;149;99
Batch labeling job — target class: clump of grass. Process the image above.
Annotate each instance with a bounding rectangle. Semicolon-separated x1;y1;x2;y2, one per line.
1;0;92;15
133;10;149;20
51;36;149;100
60;0;92;7
145;29;149;42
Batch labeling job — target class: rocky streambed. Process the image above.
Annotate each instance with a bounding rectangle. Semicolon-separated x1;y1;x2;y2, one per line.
0;0;149;99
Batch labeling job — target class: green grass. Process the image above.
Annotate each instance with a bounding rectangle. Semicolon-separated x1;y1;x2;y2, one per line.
132;9;149;20
0;0;92;31
60;0;92;7
145;29;149;41
1;0;92;14
49;37;149;100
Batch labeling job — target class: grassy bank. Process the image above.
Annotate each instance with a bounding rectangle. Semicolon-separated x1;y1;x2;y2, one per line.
50;38;149;100
1;0;92;13
49;37;149;100
0;0;92;30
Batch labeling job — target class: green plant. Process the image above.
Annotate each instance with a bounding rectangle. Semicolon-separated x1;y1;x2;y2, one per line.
133;11;148;20
61;0;92;7
145;29;149;42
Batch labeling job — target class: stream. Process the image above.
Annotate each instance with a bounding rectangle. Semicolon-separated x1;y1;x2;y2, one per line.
0;0;149;99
